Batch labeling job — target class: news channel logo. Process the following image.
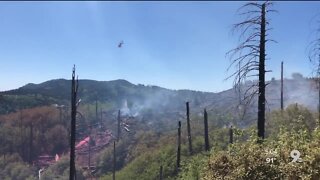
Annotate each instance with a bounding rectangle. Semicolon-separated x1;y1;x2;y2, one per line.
265;149;303;163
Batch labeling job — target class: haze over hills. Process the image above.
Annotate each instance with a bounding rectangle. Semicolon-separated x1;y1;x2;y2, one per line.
0;79;216;115
1;74;320;179
0;74;318;126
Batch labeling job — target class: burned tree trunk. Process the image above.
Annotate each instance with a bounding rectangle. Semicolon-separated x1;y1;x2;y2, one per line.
258;3;266;141
88;125;92;175
100;108;103;129
176;121;181;173
308;6;320;125
203;109;210;151
69;65;78;180
29;123;33;163
319;80;320;122
159;165;163;180
113;141;116;180
19;109;23;158
226;2;275;143
229;126;233;144
96;99;98;124
281;61;284;110
186;102;193;155
117;110;121;141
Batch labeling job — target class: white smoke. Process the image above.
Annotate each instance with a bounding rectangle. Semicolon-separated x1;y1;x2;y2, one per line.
266;73;318;111
120;99;131;116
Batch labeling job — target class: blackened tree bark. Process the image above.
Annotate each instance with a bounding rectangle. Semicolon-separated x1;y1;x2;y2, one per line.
226;2;276;142
70;65;78;180
159;165;163;180
281;61;284;110
113;141;116;180
257;3;266;141
19;109;23;159
308;18;320;124
229;125;233;144
96;99;98;124
186;102;193;155
29;123;33;163
203;109;210;151
117;110;121;141
176;121;181;173
100;108;103;129
88;124;92;177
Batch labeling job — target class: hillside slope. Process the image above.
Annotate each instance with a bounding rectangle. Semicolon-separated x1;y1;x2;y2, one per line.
1;76;318;127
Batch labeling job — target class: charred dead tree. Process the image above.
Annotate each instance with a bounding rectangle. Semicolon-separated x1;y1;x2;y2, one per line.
238;62;242;104
257;3;266;141
100;108;103;129
159;165;163;180
117;110;121;141
308;19;320;123
236;61;247;121
29;123;33;163
87;100;97;177
186;102;193;155
176;121;181;173
70;65;78;180
96;99;98;124
229;126;233;144
281;61;284;110
19;108;23;159
88;124;92;177
113;141;116;180
203;109;210;151
226;2;276;142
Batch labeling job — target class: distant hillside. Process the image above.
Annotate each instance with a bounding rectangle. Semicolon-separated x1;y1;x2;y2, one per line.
0;79;217;115
0;76;319;127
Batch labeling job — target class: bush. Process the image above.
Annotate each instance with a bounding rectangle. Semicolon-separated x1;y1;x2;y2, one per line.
101;145;177;180
42;156;85;180
0;154;36;180
202;121;320;179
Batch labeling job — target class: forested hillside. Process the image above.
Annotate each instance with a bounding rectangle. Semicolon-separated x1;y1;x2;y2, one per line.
0;76;320;179
1;74;318;127
1;1;320;179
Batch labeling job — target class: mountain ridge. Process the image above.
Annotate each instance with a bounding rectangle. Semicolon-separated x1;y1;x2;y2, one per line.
1;76;319;127
0;78;217;115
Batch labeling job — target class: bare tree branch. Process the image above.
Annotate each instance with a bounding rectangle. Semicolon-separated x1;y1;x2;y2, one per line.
226;2;276;138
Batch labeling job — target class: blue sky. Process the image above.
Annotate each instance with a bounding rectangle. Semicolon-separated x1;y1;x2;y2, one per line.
0;1;319;92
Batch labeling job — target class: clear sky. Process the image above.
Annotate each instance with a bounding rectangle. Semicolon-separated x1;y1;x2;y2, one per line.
0;1;319;92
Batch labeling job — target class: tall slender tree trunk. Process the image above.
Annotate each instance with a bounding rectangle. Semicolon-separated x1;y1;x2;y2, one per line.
318;79;320;122
117;110;121;141
59;107;62;123
229;126;233;144
96;99;98;123
113;141;116;180
100;108;103;129
281;61;284;110
238;61;241;105
204;109;209;151
159;165;163;180
19;109;23;158
176;121;181;173
88;125;91;177
22;125;27;160
258;3;266;141
70;66;77;180
186;102;193;155
29;123;33;163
